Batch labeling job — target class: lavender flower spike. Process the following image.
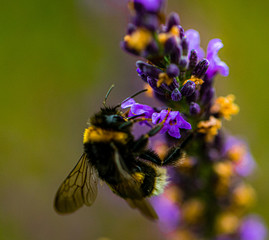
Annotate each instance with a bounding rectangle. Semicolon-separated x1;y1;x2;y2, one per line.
152;110;191;138
206;38;229;79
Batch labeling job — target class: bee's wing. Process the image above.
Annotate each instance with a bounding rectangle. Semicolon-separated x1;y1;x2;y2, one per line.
125;198;159;220
111;143;143;199
111;143;158;220
54;153;98;214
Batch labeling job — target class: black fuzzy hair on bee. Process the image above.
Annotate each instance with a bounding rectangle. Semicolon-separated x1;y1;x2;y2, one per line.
54;86;186;220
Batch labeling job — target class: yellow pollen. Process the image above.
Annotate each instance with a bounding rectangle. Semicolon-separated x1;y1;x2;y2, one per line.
157;72;173;87
158;33;168;44
215;177;230;196
170;25;180;37
197;116;222;142
232;183;256;208
227;144;246;163
158;26;180;45
216;212;239;234
164;184;182;203
124;28;152;52
173;229;196;240
183;76;204;86
214;161;234;196
214;161;233;178
211;94;239;120
178;156;195;169
144;83;154;98
124;35;131;42
182;199;204;224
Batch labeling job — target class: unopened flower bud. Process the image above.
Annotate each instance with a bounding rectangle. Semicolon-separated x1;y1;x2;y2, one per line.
164;37;177;54
136;68;147;82
188;49;198;72
179;57;188;70
170;45;181;64
136;61;162;79
167;12;180;31
147;77;165;95
167;64;180;78
171;88;182;101
181;37;188;56
192;59;209;78
186;90;200;103
127;23;136;35
142;14;159;31
178;26;184;39
120;41;139;56
181;81;196;97
201;87;215;105
144;41;159;56
190;102;201;115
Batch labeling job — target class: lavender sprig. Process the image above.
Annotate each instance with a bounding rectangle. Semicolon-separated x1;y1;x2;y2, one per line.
120;0;267;239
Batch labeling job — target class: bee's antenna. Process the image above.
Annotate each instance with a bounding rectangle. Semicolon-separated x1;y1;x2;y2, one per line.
115;89;148;108
103;84;115;107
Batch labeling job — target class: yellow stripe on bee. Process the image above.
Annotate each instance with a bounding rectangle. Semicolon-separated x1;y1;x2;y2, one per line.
83;126;128;144
131;172;145;183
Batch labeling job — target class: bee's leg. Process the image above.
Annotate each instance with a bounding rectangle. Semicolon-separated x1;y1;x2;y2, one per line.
139;149;163;166
118;115;152;129
162;132;193;166
141;132;193;166
132;124;164;152
162;146;183;166
138;147;183;166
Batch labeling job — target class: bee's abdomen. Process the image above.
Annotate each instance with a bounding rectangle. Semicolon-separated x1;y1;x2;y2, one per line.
140;164;168;197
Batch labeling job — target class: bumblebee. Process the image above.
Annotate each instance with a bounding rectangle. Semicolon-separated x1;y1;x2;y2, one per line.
54;87;184;220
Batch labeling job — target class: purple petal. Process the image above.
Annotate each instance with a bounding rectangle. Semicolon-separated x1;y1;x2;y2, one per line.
206;38;229;79
160;110;169;120
223;136;256;177
207;38;224;59
215;60;229;76
176;115;192;129
166;111;179;121
235;151;256;177
121;98;136;109
240;215;267;240
168;125;181;138
160;124;169;134
151;196;181;234
152;112;162;124
185;29;205;59
152;110;191;138
131;103;155;117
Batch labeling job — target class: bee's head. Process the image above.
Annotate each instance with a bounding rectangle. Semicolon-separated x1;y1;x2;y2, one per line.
89;85;147;130
90;106;126;130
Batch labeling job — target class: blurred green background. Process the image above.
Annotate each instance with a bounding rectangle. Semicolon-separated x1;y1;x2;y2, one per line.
1;0;268;239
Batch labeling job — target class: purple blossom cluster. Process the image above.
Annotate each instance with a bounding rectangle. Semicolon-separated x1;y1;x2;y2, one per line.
120;0;267;239
122;0;229;109
121;98;191;138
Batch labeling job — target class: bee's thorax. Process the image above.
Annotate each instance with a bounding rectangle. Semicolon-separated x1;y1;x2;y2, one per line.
83;126;128;144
